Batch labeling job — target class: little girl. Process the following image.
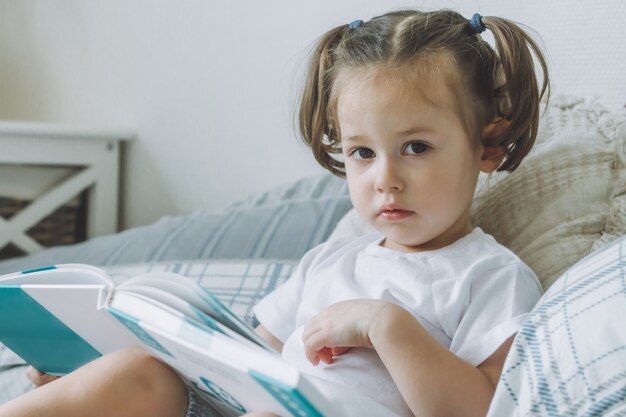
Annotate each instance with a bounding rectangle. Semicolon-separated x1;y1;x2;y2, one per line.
0;8;549;417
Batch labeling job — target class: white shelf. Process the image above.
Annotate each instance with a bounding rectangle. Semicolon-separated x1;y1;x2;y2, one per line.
0;120;135;255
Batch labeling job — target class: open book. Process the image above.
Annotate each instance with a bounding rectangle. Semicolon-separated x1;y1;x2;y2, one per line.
0;264;338;417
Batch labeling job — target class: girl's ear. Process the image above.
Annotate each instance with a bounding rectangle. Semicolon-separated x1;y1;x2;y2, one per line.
479;119;510;173
480;146;507;173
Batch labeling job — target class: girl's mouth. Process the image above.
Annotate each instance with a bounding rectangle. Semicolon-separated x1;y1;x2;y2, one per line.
378;209;414;221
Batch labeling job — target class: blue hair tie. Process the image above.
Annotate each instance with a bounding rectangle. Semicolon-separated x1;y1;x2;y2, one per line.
469;13;486;34
348;19;364;29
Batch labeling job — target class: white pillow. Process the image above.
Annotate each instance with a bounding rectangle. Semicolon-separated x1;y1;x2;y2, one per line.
487;234;626;416
329;95;626;290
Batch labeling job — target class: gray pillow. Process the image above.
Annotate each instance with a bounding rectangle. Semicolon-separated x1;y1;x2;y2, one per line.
0;174;351;274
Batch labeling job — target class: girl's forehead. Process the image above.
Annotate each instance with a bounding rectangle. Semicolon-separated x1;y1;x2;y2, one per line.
334;61;459;112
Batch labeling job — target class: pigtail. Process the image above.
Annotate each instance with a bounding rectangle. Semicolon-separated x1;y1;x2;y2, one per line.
481;16;550;172
299;26;347;176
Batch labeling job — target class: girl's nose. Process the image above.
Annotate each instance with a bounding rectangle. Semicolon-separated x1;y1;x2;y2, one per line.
374;158;404;193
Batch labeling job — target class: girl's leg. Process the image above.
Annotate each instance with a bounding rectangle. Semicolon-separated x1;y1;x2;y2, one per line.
0;346;188;417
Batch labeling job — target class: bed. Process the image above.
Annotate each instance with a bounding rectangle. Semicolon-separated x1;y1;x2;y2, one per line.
1;95;625;415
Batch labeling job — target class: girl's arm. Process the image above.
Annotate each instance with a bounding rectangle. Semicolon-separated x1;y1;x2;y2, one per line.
302;300;512;417
255;324;285;353
369;303;511;417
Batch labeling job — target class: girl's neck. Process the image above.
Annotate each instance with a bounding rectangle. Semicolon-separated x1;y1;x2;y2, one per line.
381;221;474;253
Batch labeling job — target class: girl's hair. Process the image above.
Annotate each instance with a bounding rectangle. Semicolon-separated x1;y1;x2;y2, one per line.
298;9;550;176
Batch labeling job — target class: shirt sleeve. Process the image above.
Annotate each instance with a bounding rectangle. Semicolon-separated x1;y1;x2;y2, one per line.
449;260;543;366
253;243;326;343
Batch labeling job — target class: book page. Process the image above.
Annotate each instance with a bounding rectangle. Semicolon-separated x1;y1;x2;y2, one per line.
120;272;276;352
110;291;260;350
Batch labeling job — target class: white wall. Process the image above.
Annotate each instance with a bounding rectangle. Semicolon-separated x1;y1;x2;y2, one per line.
0;1;624;229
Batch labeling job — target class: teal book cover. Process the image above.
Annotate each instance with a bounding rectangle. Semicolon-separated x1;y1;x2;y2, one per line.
0;286;102;375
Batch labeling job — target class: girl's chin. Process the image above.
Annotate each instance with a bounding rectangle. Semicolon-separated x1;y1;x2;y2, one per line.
381;236;428;252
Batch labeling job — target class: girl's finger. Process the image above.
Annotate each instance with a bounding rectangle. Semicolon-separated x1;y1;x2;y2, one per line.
302;328;331;365
301;318;323;342
27;366;58;386
316;347;334;364
330;347;351;357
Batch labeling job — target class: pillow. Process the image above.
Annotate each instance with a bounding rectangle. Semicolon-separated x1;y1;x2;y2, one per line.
471;95;626;289
330;95;626;290
0;174;351;274
487;234;626;416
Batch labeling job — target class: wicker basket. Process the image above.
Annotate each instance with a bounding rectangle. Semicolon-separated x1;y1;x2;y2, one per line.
0;192;88;260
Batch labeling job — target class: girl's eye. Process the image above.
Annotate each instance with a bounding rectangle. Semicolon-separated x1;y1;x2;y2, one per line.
351;147;375;160
404;141;430;155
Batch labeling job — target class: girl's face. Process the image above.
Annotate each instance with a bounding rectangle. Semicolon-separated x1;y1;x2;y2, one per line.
337;68;490;252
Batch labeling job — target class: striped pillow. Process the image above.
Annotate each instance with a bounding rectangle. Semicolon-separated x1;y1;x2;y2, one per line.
0;174;351;274
488;235;626;416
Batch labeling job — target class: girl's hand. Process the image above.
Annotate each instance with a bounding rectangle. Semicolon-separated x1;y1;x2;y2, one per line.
26;366;58;387
301;299;392;365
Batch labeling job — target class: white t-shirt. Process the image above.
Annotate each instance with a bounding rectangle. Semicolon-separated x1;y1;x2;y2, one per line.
254;228;542;417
